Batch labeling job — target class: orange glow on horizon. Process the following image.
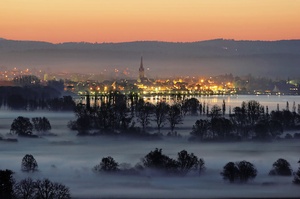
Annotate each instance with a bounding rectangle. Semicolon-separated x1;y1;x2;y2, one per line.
0;0;299;43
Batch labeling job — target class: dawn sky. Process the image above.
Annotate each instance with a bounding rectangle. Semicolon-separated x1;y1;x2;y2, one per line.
1;0;299;43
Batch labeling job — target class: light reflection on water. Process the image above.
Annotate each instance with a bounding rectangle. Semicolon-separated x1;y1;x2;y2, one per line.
78;94;300;113
144;95;300;113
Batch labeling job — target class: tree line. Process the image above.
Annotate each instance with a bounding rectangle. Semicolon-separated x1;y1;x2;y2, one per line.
0;80;75;111
5;93;300;141
68;93;300;142
14;152;300;181
93;149;300;185
190;100;300;141
68;92;183;137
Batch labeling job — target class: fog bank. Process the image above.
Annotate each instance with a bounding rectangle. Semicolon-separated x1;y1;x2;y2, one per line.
0;110;300;198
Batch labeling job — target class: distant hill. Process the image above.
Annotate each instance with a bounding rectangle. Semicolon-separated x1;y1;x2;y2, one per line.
0;38;300;78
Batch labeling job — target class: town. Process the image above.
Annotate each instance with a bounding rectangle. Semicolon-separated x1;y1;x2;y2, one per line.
0;57;299;99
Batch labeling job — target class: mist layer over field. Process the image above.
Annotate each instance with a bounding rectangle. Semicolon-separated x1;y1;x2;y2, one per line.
0;110;300;198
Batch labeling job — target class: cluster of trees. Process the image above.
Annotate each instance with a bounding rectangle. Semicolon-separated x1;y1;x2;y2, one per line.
91;148;300;185
0;79;75;111
10;116;51;137
190;100;300;141
46;96;76;111
0;154;70;198
14;178;71;199
68;92;134;135
5;94;75;111
94;149;205;176
0;170;71;199
69;94;300;141
221;161;257;183
220;158;294;183
68;92;183;136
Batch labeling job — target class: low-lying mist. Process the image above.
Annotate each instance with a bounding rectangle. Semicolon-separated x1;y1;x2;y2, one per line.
0;110;300;198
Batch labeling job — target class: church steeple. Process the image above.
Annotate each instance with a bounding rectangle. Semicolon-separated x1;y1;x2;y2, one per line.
139;56;145;79
140;56;143;69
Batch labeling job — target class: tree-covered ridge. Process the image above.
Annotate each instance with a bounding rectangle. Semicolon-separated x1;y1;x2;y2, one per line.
1;38;300;78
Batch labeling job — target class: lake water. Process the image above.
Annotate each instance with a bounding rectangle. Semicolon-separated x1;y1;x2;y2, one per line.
79;94;300;113
144;94;300;113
